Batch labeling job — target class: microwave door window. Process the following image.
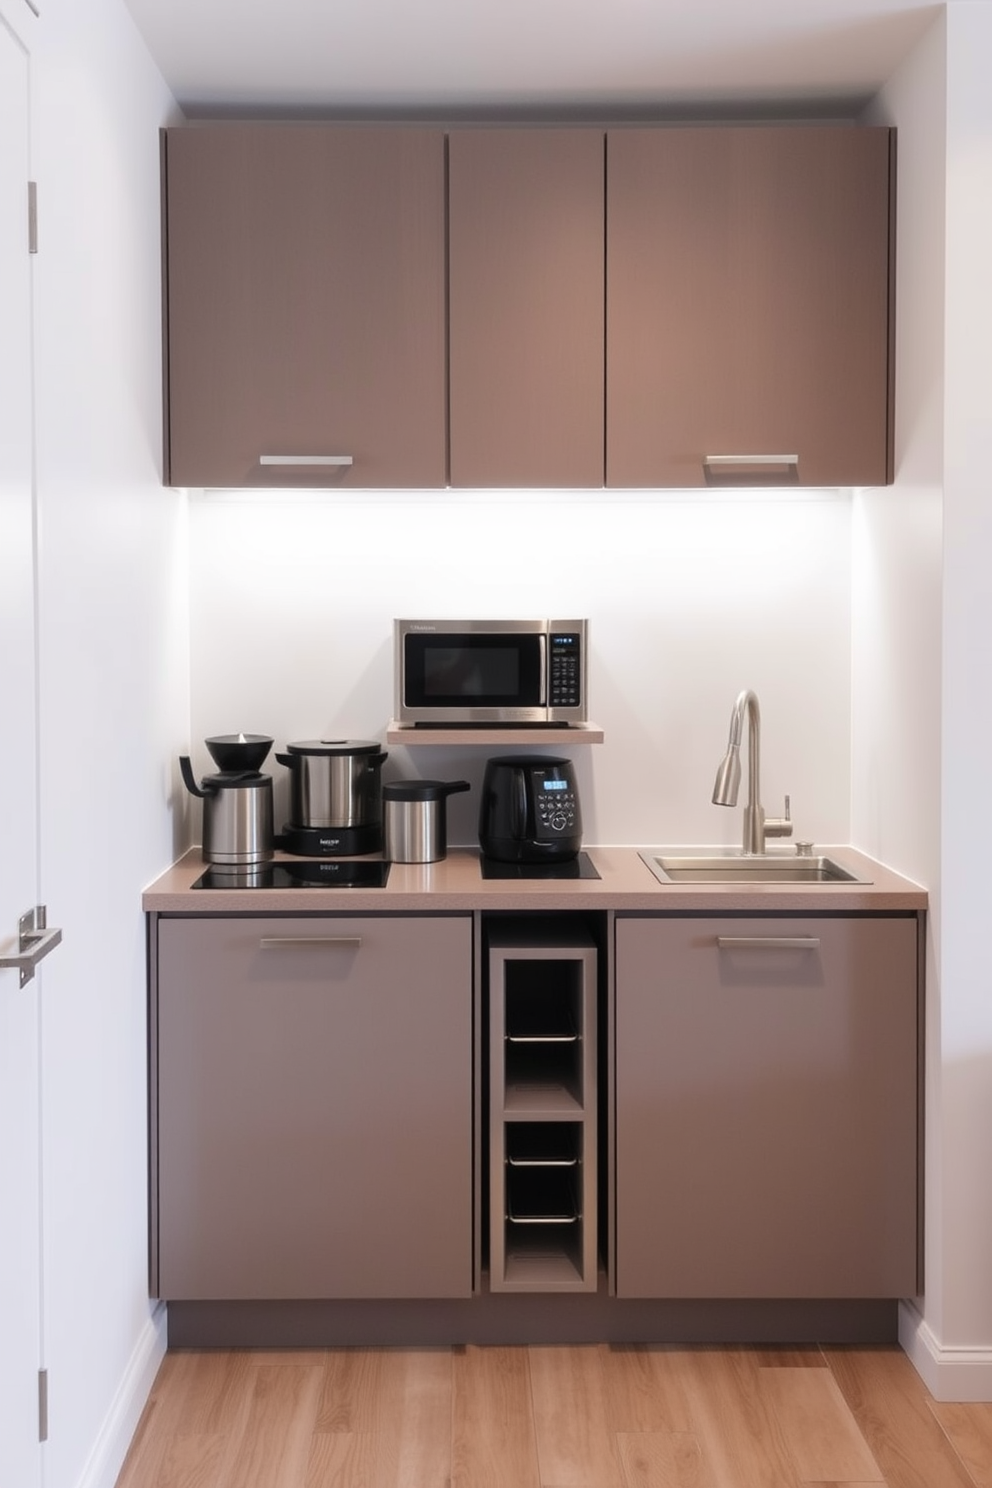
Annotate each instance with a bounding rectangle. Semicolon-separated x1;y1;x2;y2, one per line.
424;645;519;701
408;635;542;708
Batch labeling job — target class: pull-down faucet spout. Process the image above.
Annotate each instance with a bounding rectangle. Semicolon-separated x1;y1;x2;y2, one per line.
712;689;792;855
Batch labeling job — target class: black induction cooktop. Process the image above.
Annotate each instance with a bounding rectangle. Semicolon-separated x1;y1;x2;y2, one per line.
479;851;600;881
191;860;391;890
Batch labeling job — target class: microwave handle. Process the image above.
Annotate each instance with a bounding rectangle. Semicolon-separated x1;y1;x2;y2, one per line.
538;634;547;708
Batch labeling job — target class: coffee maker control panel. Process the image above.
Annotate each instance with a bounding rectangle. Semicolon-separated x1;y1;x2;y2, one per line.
534;773;579;835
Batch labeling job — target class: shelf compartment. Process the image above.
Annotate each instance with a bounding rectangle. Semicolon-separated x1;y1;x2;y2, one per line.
488;922;598;1293
507;1165;579;1225
506;1123;581;1168
501;1225;586;1289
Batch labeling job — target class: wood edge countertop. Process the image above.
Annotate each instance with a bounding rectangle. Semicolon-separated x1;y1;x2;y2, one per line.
142;845;927;915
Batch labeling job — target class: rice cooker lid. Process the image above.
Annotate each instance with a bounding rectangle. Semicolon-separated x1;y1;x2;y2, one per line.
284;739;383;757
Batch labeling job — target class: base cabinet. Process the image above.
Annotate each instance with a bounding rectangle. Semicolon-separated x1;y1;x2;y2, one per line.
614;913;920;1299
153;914;473;1300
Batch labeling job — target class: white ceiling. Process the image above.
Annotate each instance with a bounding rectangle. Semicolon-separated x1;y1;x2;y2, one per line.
122;0;944;118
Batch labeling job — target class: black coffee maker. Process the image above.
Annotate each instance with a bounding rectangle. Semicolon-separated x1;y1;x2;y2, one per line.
478;754;582;864
179;734;275;865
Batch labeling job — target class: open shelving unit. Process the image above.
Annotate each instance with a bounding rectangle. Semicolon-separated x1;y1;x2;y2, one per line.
487;920;598;1292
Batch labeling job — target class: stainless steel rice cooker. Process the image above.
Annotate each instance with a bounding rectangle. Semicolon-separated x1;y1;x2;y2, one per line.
275;739;388;856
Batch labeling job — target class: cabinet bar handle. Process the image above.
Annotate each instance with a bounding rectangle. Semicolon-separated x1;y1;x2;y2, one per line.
716;936;820;951
703;454;799;469
703;454;799;484
259;936;362;949
258;454;354;467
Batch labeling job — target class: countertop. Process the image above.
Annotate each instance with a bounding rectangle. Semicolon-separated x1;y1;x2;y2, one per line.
143;845;926;914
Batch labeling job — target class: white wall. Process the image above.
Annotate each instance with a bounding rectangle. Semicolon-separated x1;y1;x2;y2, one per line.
188;489;853;852
864;3;992;1400
28;1;187;1484
856;0;947;1353
932;0;992;1381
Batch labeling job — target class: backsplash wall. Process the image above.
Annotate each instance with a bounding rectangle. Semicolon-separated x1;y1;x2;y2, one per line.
186;489;852;849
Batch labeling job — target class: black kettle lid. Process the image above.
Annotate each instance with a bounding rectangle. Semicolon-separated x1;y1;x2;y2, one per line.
284;739;384;756
203;769;271;788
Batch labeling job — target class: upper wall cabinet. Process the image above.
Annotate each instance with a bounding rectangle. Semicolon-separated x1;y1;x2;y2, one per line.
162;126;447;488
162;123;894;491
606;126;895;488
447;129;606;488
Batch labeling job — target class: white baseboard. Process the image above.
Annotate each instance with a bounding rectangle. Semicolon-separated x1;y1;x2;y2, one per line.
900;1300;992;1401
73;1302;168;1488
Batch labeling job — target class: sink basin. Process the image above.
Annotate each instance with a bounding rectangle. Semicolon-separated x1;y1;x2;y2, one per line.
639;851;870;885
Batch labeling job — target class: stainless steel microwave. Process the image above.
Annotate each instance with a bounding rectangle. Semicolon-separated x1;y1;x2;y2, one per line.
394;620;588;726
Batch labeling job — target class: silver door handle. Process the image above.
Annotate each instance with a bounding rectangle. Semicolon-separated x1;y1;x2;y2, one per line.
0;907;63;987
716;936;820;951
258;936;363;950
703;454;799;484
704;454;799;469
258;455;354;468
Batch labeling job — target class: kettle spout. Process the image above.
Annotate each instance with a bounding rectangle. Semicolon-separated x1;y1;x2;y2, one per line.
179;754;211;799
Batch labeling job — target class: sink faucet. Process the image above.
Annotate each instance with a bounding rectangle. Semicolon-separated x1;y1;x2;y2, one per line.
711;689;792;855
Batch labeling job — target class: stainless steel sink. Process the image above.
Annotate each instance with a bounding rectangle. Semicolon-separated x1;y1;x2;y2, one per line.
639;850;870;885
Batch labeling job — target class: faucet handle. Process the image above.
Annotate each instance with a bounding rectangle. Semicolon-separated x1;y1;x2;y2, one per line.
764;794;793;840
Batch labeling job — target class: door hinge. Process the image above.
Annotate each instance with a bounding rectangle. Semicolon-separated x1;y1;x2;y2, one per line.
38;1369;48;1443
28;181;38;254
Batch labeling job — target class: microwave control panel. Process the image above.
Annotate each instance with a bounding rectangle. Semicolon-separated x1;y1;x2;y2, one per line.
549;632;583;709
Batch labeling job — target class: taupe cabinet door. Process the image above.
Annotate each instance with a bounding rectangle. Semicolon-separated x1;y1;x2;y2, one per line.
155;915;472;1299
448;129;605;487
163;126;447;488
606;127;894;488
615;914;919;1298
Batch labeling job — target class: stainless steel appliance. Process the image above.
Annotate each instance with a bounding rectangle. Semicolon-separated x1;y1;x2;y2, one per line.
394;619;588;726
383;779;470;864
478;754;582;864
275;739;388;856
179;735;275;865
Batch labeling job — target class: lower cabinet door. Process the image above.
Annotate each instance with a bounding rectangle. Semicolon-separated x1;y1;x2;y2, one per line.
615;914;919;1299
155;915;473;1300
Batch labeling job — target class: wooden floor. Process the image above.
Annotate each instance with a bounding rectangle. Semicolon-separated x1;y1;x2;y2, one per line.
114;1343;992;1488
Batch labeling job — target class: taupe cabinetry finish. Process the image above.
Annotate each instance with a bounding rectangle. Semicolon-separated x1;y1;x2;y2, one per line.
162;126;447;488
606;127;894;488
154;915;472;1300
447;129;605;488
615;913;919;1298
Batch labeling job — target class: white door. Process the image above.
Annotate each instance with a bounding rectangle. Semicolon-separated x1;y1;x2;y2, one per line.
0;11;44;1488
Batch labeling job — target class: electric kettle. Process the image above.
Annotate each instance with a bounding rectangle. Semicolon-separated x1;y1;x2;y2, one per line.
179;735;275;865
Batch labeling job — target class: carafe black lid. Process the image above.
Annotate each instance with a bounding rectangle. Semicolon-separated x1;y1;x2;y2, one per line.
383;779;470;802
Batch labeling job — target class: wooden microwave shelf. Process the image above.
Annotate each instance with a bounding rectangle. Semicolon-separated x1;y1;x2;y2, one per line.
385;720;604;745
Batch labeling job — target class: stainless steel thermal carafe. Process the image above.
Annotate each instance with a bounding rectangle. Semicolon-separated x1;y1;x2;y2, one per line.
383;780;470;863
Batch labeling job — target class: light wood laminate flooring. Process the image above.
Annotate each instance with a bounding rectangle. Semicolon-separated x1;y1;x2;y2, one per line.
114;1343;992;1488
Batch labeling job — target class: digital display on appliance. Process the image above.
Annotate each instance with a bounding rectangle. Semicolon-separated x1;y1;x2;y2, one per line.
423;646;520;698
543;778;568;790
